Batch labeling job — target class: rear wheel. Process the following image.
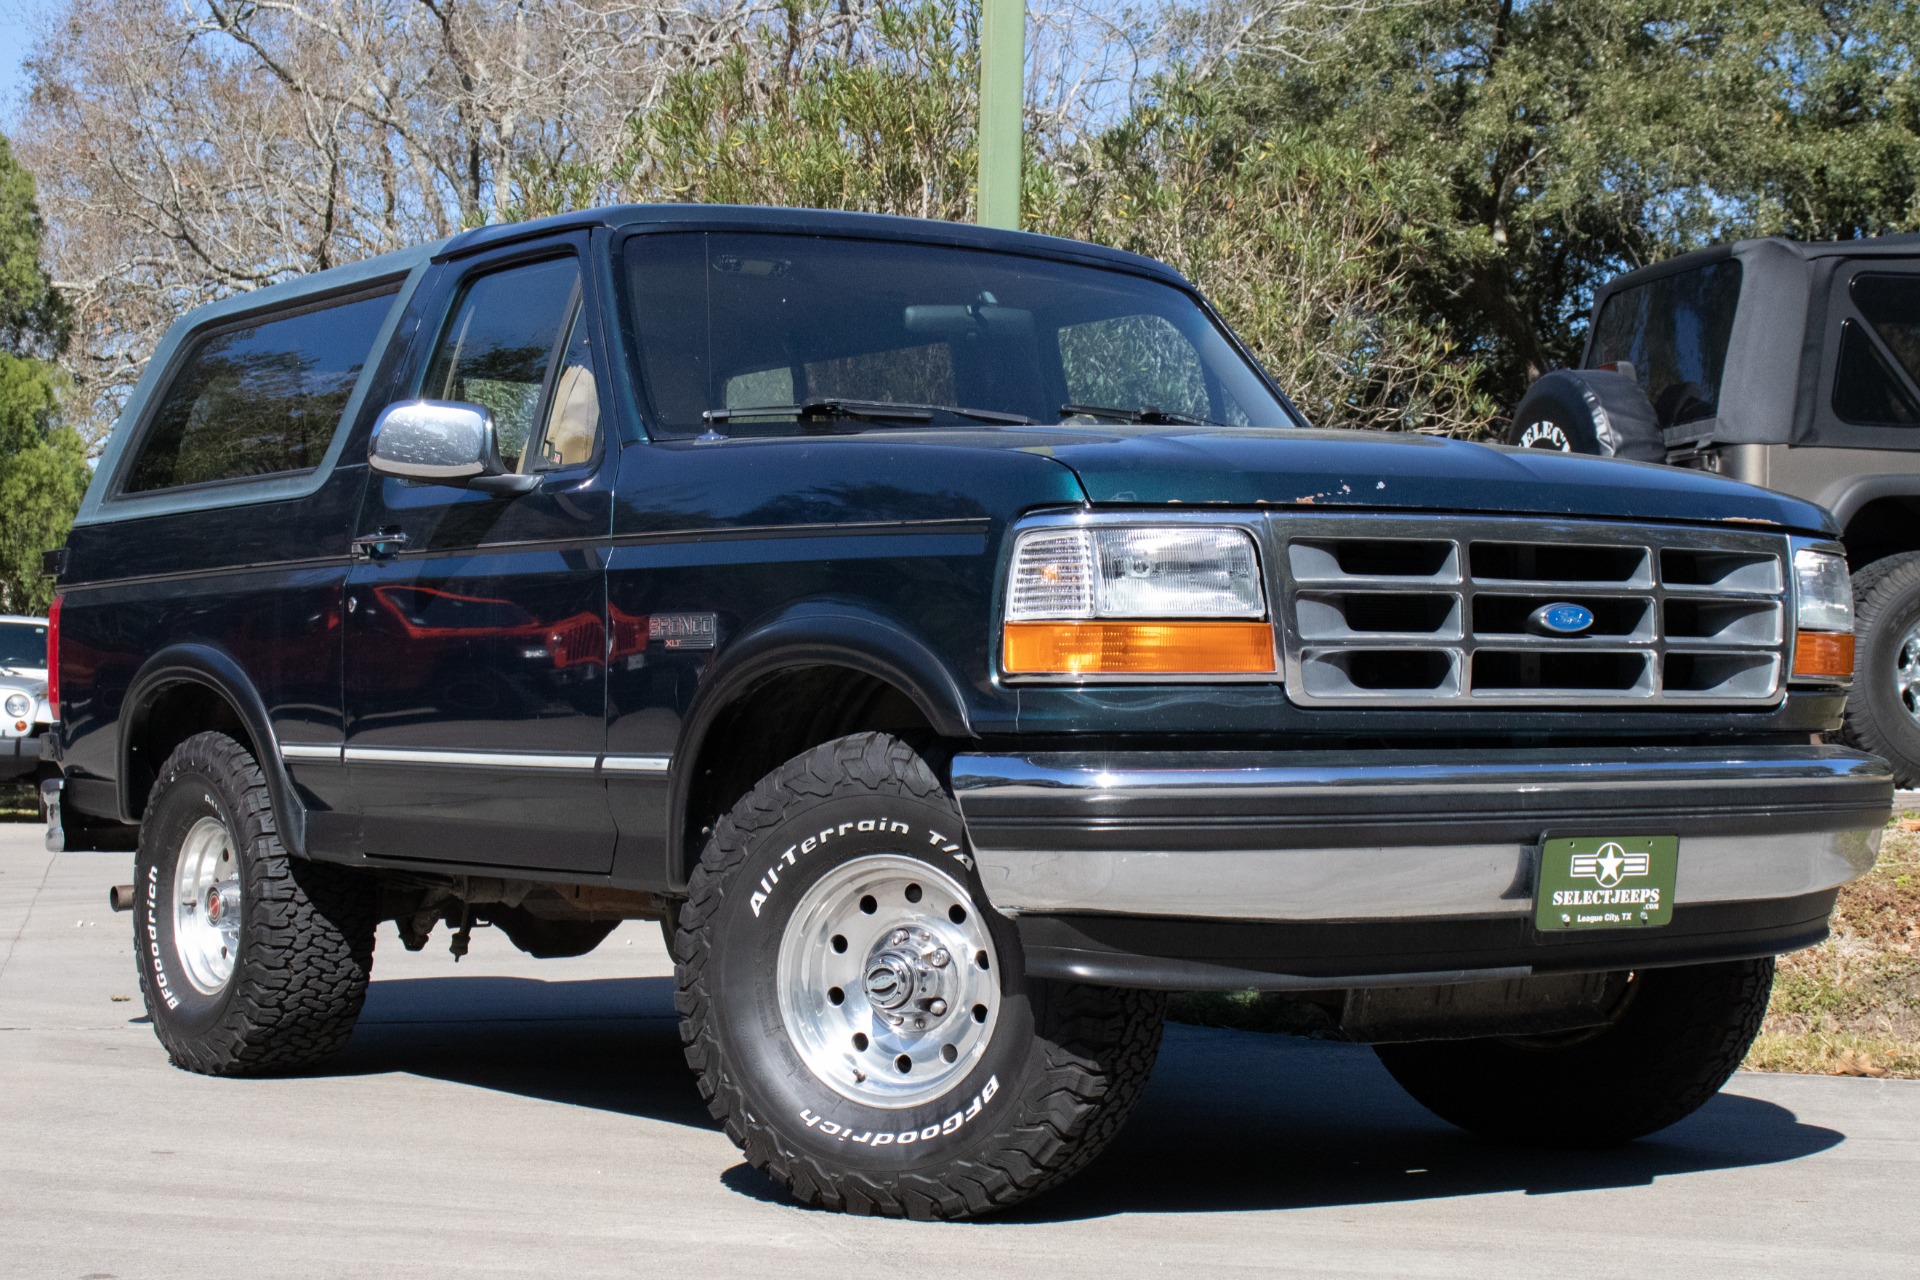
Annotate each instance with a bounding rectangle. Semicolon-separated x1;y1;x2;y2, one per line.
1840;551;1920;787
1374;958;1773;1146
134;731;376;1075
676;732;1165;1220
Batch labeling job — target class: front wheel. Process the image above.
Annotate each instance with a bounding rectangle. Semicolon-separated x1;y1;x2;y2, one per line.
1374;958;1774;1146
675;732;1165;1220
1840;551;1920;787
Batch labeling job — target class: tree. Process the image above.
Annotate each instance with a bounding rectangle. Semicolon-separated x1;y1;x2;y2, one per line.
624;0;980;220
1201;0;1920;410
1033;75;1496;435
0;132;87;616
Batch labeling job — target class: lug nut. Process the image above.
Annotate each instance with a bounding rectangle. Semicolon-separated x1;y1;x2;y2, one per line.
929;948;950;968
927;999;948;1016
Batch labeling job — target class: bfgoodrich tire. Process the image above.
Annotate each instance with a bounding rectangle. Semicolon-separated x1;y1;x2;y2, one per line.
675;732;1165;1220
1374;958;1774;1146
1840;551;1920;788
134;731;376;1075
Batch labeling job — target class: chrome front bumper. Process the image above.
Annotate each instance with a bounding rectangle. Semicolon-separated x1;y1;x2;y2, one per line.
951;747;1889;922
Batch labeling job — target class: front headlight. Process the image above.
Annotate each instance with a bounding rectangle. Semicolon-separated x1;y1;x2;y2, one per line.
1792;544;1854;680
3;693;30;720
1003;523;1275;677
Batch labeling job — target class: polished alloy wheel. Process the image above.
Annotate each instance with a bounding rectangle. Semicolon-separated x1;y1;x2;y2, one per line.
776;854;1000;1108
1899;619;1920;727
173;816;242;995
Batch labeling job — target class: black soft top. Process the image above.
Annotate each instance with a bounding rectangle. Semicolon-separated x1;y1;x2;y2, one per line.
1583;234;1920;452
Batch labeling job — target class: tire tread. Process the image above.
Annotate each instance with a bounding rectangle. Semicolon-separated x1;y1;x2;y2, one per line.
138;731;375;1076
675;731;1163;1220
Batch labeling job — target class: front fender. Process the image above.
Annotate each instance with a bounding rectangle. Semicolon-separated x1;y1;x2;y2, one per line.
121;644;308;856
1821;472;1920;534
665;600;982;866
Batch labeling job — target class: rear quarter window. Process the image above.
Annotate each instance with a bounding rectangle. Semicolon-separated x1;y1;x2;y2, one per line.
1831;272;1920;428
1588;260;1742;428
121;288;397;494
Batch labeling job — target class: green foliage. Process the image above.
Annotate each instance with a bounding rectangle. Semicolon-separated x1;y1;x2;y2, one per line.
0;353;85;615
0;132;86;615
624;0;979;221
1033;75;1498;436
0;134;71;359
1205;0;1920;409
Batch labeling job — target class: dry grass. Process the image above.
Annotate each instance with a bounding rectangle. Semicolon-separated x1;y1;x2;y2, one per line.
1747;819;1920;1078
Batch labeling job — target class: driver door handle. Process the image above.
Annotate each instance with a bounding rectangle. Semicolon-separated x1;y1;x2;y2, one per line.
350;530;409;561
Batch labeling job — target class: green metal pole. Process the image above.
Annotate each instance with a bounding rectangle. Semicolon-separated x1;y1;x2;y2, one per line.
977;0;1023;229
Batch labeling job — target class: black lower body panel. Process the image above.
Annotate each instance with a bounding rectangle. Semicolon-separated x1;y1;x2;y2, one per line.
1015;891;1837;991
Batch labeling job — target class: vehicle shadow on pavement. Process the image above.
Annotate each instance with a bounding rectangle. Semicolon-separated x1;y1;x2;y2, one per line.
988;1024;1847;1222
330;974;1844;1221
330;974;714;1130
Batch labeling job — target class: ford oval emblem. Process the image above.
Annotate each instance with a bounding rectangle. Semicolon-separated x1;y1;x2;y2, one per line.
1530;602;1595;636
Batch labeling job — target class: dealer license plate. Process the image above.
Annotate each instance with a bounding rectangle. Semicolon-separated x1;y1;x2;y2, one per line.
1534;836;1679;932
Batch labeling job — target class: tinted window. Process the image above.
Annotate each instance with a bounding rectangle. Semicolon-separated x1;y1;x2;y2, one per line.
423;257;589;471
0;621;47;669
623;232;1289;435
124;290;395;493
1850;273;1920;387
1833;318;1920;427
1589;261;1742;428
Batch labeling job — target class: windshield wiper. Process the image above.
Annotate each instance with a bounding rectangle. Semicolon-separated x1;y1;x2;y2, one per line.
1059;402;1219;427
702;397;1035;426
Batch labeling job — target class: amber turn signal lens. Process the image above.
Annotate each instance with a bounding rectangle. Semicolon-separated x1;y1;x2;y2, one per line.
1003;621;1276;676
1793;631;1854;679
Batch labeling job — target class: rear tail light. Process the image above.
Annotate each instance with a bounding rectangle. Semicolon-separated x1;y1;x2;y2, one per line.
46;594;62;719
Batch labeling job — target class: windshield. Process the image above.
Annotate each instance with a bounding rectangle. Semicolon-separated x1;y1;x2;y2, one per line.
621;232;1295;436
0;621;48;670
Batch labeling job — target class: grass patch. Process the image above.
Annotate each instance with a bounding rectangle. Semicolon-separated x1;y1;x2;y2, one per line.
0;783;37;822
1750;819;1919;1078
1168;820;1920;1080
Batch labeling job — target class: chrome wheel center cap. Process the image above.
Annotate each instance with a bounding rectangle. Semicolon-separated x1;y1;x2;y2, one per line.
864;952;918;1010
204;883;239;922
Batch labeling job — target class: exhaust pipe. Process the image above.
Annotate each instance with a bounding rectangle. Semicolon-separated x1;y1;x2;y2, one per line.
109;884;137;913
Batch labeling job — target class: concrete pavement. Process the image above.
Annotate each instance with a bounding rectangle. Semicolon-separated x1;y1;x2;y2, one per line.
2;821;1915;1279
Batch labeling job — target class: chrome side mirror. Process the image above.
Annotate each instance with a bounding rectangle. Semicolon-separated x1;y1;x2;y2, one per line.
368;401;536;495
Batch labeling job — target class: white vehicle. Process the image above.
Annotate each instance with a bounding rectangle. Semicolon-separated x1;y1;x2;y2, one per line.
1;615;55;814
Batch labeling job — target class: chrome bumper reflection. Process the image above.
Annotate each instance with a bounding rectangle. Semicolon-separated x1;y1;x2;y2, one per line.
950;746;1892;922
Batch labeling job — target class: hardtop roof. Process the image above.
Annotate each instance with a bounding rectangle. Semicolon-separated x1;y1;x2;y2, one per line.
439;203;1188;284
161;205;1191;334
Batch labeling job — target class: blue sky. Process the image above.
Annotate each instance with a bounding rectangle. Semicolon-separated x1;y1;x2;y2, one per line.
0;0;59;126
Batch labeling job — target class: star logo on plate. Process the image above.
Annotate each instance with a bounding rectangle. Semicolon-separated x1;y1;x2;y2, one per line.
1569;842;1649;888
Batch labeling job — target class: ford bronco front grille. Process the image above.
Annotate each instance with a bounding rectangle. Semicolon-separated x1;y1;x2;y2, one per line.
1271;515;1789;706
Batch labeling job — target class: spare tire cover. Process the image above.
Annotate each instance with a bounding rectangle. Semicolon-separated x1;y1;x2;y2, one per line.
1506;369;1665;463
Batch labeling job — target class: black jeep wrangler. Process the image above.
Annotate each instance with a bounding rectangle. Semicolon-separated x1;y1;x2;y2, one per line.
1509;234;1920;786
42;206;1891;1220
